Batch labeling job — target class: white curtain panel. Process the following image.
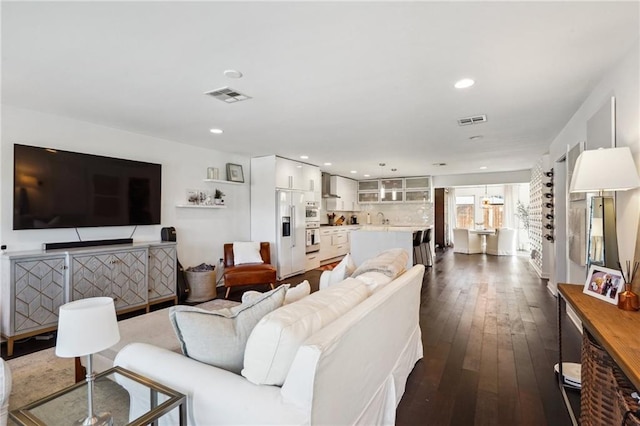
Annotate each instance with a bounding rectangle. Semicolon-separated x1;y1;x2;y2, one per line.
503;184;515;229
446;188;456;247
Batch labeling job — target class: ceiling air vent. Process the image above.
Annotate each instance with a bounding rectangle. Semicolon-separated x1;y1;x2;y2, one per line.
457;114;487;126
204;87;251;103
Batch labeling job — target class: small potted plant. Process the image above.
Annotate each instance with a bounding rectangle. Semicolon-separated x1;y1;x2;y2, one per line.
214;189;225;205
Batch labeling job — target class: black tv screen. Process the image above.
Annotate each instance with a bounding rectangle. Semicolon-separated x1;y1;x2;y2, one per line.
14;144;162;230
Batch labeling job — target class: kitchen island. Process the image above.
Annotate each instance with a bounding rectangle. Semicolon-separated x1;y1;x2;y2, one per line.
350;225;431;269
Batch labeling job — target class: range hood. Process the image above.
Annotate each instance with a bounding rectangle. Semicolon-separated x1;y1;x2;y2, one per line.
322;172;340;198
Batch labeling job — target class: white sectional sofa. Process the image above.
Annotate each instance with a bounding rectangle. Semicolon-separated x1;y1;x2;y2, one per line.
115;253;425;425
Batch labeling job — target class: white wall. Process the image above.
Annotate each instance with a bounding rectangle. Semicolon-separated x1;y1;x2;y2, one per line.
548;40;640;286
433;169;530;188
1;106;251;267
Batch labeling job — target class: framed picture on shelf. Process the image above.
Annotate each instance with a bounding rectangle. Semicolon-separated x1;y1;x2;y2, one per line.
226;163;244;183
583;264;624;305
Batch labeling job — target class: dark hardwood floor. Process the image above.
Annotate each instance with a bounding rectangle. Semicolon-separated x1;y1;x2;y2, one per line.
3;249;582;425
395;249;581;426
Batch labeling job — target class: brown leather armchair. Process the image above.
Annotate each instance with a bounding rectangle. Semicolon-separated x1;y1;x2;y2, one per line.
223;242;277;298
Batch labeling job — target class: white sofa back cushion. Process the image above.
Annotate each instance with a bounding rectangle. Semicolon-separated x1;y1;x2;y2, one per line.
169;285;286;374
242;278;369;386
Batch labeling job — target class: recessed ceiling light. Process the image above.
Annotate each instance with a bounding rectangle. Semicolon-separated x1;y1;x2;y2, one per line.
364;174;370;177
223;69;243;79
454;78;475;89
209;128;223;134
324;162;332;166
350;170;357;174
469;135;483;141
480;166;488;170
300;155;309;160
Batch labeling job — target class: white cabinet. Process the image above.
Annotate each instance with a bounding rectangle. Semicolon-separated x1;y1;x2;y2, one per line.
305;252;321;272
319;227;351;262
302;164;322;202
326;176;359;211
275;157;304;190
274;158;321;198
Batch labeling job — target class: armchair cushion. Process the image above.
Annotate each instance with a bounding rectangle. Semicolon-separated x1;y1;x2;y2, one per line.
232;242;264;265
169;285;286;374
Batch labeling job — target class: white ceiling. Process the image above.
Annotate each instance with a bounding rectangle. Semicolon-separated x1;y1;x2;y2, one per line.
2;1;639;179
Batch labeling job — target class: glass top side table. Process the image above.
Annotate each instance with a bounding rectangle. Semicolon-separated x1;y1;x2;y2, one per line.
10;366;186;426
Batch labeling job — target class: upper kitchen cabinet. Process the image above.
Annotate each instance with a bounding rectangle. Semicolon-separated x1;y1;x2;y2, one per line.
326;175;360;211
357;176;432;204
274;157;320;193
302;164;321;202
275;157;303;190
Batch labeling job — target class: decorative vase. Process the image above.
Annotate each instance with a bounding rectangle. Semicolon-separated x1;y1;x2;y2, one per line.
617;283;639;311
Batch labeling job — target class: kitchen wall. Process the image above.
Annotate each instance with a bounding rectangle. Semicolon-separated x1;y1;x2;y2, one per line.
1;105;251;267
323;201;434;227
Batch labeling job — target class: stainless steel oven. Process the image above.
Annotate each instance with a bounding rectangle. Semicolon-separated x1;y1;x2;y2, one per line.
305;221;320;253
305;201;320;222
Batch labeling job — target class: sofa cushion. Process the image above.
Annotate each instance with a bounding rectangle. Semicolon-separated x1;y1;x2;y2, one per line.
242;278;369;386
169;285;286;374
319;254;357;290
233;241;264;265
242;281;310;306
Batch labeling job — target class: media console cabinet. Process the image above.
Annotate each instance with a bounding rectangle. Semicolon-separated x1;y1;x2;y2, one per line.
1;241;177;356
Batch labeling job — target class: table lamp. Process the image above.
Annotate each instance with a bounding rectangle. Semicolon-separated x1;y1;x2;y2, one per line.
570;146;640;310
56;297;120;425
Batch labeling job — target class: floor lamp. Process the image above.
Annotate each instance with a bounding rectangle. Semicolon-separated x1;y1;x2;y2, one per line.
56;297;120;425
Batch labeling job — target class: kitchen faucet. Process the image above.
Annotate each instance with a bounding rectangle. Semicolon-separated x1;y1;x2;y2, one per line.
377;212;389;225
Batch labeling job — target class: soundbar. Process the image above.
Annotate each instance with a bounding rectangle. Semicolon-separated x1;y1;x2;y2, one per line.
44;238;134;251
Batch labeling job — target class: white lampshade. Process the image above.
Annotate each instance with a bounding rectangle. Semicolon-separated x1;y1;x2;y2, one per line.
570;147;640;193
56;297;120;358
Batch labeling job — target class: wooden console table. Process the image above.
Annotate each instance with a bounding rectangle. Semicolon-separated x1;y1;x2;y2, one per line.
558;283;640;425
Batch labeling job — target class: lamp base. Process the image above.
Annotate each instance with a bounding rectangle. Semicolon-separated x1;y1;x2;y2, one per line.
75;412;113;426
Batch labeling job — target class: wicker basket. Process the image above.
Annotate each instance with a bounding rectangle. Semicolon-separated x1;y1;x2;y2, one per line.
185;270;217;302
580;330;618;426
613;364;640;426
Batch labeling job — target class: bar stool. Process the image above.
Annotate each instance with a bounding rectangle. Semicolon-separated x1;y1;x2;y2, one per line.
421;228;433;267
412;230;423;265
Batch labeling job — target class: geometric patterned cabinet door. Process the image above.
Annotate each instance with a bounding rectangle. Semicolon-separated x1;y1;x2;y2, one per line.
148;244;177;303
70;248;148;312
13;256;66;333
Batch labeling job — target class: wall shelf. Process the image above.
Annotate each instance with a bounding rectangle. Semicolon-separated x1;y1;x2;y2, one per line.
175;204;227;209
203;179;243;185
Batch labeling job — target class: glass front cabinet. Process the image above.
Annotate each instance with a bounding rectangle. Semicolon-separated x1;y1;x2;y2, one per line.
357;176;431;204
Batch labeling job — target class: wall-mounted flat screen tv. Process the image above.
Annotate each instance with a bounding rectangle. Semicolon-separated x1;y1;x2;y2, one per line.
14;144;162;230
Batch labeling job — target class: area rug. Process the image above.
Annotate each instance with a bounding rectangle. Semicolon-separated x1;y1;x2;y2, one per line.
6;298;240;421
7;346;75;411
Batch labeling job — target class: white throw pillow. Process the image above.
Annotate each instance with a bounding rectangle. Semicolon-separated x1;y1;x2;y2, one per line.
319;254;357;290
353;271;393;293
233;242;264;265
169;285;286;374
284;280;310;305
242;278;369;386
241;282;308;305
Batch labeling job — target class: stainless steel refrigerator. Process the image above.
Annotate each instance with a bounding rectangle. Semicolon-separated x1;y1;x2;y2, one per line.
276;190;306;280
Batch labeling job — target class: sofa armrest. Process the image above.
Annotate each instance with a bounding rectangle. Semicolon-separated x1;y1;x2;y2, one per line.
114;343;306;425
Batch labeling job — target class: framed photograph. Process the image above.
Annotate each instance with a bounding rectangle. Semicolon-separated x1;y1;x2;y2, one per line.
226;163;244;183
583;265;624;304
